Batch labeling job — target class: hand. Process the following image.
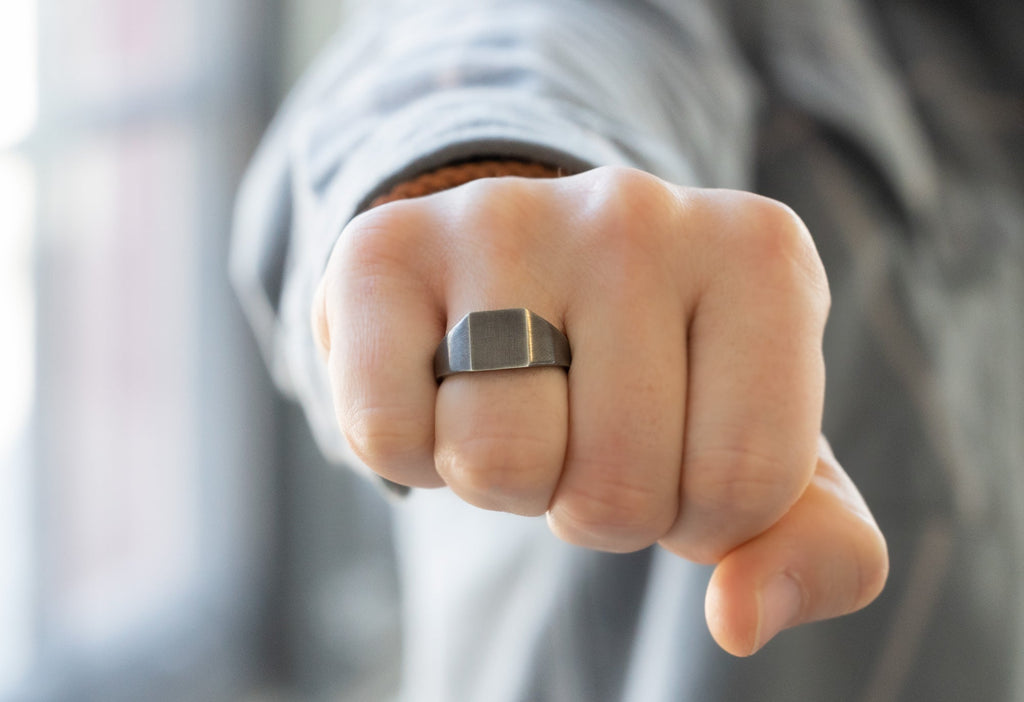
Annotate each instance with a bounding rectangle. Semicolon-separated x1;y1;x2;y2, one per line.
313;166;888;655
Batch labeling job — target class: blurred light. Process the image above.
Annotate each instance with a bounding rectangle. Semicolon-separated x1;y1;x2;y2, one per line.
0;1;38;148
0;154;36;691
0;1;38;689
44;120;202;650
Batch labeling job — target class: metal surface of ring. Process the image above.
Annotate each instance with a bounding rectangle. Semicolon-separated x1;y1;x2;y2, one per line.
434;308;572;380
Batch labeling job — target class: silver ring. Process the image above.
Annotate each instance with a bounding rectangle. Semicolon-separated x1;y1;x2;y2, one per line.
434;308;571;380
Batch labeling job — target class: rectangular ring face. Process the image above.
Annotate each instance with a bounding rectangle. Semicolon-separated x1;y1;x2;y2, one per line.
466;308;531;370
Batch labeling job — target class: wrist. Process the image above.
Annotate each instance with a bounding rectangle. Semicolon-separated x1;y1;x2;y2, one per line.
368;159;565;208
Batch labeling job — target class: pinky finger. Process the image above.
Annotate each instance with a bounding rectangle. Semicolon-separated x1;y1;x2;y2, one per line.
703;437;889;657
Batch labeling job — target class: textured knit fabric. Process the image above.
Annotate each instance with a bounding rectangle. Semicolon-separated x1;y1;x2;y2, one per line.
231;1;1024;700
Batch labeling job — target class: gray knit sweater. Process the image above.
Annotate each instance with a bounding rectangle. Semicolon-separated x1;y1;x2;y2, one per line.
232;1;1024;699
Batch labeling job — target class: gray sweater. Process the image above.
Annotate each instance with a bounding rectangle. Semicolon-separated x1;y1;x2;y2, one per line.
232;1;1024;699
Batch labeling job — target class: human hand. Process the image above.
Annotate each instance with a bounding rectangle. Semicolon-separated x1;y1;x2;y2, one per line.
313;166;887;655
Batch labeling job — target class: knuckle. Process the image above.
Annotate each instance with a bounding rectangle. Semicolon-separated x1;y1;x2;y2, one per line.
445;177;549;264
596;164;661;198
746;202;809;268
737;196;831;312
587;166;673;235
342;403;431;476
341;201;427;273
569;168;678;284
457;176;538;228
686;446;804;533
550;467;675;551
436;433;559;513
461;170;532;203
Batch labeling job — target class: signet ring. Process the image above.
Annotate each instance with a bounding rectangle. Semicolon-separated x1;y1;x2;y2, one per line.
433;308;572;380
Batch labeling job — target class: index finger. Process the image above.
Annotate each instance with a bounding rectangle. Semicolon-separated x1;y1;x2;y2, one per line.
316;203;446;488
660;192;830;563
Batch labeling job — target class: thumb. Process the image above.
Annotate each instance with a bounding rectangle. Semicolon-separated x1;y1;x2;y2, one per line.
703;437;888;656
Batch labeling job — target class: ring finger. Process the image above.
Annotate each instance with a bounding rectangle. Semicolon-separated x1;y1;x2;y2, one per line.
434;301;569;516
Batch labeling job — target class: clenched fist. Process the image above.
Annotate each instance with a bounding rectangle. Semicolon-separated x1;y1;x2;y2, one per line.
312;166;887;655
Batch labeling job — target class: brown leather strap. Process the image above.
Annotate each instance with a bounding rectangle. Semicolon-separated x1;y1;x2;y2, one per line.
368;159;564;208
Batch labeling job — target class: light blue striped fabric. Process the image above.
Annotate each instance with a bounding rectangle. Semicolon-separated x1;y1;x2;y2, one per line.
232;1;1024;699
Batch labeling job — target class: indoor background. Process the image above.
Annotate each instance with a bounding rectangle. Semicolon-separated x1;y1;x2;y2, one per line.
0;2;399;700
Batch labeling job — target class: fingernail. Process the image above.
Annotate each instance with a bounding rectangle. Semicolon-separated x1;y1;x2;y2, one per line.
755;573;804;653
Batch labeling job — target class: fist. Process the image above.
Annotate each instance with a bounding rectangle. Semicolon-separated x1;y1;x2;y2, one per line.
313;166;887;655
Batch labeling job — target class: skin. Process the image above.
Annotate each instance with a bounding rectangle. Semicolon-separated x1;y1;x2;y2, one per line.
312;166;889;656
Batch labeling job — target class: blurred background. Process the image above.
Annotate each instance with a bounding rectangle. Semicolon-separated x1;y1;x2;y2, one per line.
0;1;399;700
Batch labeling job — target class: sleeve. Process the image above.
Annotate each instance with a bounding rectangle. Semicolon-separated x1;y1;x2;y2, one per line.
230;0;759;478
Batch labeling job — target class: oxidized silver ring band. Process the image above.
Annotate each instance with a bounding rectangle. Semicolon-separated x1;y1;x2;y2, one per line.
434;308;572;380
